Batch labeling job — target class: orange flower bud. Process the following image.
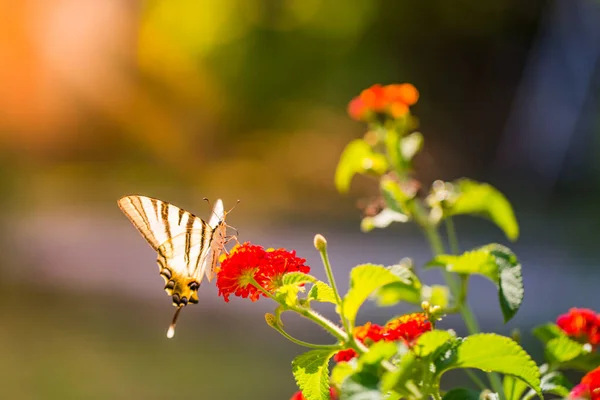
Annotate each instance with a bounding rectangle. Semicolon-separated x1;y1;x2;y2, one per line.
384;83;419;106
389;102;409;119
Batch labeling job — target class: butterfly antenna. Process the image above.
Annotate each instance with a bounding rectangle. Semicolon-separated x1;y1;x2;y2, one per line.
226;199;241;215
166;306;184;339
203;197;212;209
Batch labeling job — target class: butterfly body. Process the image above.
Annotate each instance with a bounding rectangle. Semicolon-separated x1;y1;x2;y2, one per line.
117;195;230;336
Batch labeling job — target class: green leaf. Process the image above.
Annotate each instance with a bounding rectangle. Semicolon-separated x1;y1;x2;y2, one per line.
521;366;572;400
339;369;381;400
426;244;523;322
446;179;519;241
292;349;336;400
359;341;397;366
545;336;584;363
412;330;455;358
283;272;318;286
331;362;354;387
442;388;481;400
308;281;338;305
335;139;388;194
532;323;564;344
380;177;416;215
373;263;421;306
361;208;408;232
504;375;528;400
342;264;403;326
436;334;541;397
275;284;302;307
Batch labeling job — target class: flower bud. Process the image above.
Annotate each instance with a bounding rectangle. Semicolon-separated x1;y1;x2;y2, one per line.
265;313;278;328
313;234;327;252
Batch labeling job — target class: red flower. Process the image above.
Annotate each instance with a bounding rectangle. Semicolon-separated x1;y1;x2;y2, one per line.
347;96;370;121
333;315;430;363
382;313;432;346
384;83;419;106
360;84;388;112
290;387;338;400
569;366;600;399
333;322;384;362
216;242;310;302
557;308;600;348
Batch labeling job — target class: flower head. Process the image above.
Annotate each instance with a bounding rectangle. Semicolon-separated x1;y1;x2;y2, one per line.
333;322;384;362
557;308;600;348
347;96;370;121
333;314;430;363
348;83;420;122
569;366;600;399
383;313;432;346
216;242;310;302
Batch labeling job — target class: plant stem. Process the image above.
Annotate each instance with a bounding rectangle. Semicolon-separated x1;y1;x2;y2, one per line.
317;243;350;333
445;217;460;254
272;325;340;350
249;278;348;343
423;219;504;399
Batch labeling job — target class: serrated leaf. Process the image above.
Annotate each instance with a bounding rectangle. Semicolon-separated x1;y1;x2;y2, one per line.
412;330;455;358
343;264;403;325
359;341;397;366
426;244;523;322
283;272;317;286
292;350;336;400
373;264;421;306
361;208;408;232
446;179;519;241
436;334;541;397
276;284;301;307
532;323;564;344
545;336;584;363
335;139;388;194
308;281;338;305
331;362;355;387
442;388;481;400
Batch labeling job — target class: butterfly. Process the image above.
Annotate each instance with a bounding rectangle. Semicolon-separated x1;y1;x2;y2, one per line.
117;195;235;338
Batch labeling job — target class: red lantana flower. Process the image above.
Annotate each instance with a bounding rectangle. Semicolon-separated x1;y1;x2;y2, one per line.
290;387;338;400
557;308;600;348
333;322;384;362
383;313;432;346
569;366;600;399
216;242;310;302
333;314;430;362
347;83;420;121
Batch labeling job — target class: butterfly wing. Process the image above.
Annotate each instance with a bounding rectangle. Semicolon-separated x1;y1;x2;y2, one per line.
200;199;228;282
117;195;204;250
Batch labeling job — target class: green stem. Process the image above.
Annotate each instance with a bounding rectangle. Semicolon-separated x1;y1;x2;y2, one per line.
422;218;504;399
464;370;487;391
272;325;340;350
317;243;350;334
249;278;348;343
445;217;460;254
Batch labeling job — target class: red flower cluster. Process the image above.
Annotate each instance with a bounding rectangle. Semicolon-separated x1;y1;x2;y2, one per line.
333;313;431;363
216;242;310;302
290;387;338;400
348;83;419;121
557;308;600;348
569;366;600;400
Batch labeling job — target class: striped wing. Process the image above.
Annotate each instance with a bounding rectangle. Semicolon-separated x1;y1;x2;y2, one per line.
118;195;206;251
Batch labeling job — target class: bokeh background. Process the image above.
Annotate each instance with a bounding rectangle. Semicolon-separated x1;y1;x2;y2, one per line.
1;0;600;398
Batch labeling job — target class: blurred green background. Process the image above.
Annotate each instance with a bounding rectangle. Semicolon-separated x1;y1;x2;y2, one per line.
1;0;600;398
